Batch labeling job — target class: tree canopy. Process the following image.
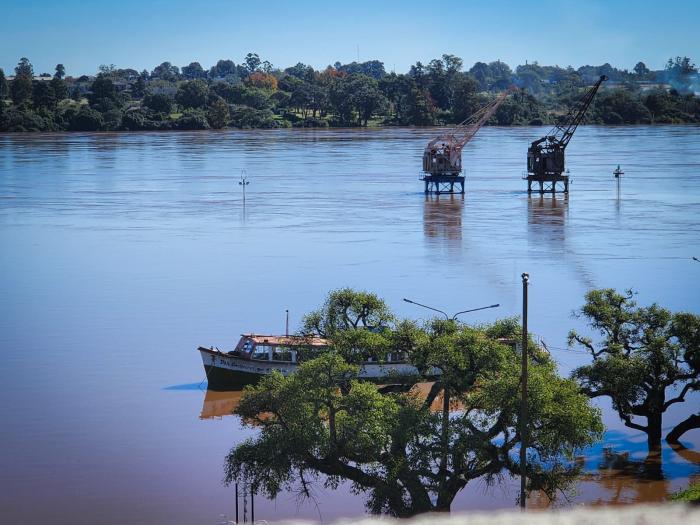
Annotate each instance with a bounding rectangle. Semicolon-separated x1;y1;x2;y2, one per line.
2;54;699;132
226;289;603;515
569;289;699;457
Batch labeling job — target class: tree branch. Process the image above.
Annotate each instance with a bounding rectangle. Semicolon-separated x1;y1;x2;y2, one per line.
663;382;698;410
666;413;700;445
620;412;647;433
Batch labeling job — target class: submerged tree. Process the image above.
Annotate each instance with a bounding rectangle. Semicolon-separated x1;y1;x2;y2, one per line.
301;288;394;338
226;291;603;516
569;289;699;458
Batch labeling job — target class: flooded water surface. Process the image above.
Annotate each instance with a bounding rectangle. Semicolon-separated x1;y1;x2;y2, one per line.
1;126;699;524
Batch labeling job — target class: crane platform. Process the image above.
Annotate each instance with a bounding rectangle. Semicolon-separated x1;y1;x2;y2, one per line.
421;174;465;194
525;174;569;194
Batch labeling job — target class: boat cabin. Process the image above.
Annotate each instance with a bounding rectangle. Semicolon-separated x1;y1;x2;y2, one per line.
231;334;328;363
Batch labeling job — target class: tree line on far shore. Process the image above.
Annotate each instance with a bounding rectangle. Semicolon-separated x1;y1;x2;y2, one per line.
0;54;699;132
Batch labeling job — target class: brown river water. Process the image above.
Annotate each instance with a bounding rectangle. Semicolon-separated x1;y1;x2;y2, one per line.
1;126;699;524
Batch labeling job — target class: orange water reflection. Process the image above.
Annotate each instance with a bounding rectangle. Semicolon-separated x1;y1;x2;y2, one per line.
201;386;700;508
199;382;450;419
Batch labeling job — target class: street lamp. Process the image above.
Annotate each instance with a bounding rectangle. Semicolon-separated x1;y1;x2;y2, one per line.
402;298;500;320
520;272;529;510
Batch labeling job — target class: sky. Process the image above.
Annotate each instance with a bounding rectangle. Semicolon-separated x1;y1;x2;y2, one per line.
1;0;698;77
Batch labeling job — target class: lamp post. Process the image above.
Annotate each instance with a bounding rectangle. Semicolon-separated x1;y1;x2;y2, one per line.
402;298;500;320
520;272;529;510
403;296;500;485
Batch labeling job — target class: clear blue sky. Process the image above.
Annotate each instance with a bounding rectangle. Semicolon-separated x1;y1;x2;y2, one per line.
2;0;698;76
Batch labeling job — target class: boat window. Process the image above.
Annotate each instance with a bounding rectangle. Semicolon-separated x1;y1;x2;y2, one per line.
272;346;293;362
251;345;270;360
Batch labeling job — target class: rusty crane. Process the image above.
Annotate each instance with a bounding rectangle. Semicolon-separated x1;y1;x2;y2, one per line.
422;89;513;194
526;75;607;194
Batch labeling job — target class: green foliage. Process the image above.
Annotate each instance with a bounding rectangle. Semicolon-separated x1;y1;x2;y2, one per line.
90;76;117;101
209;59;242;80
206;96;230;129
569;289;700;454
301;288;394;338
50;76;68;101
143;92;174;114
131;76;146;99
175;109;209;130
11;58;33;106
0;106;54;131
227;294;603;515
350;75;388;126
0;68;8;99
228;106;279;129
181;61;206;79
336;60;387;79
1;54;699;132
406;86;436;125
593;89;652;124
244;53;261;74
15;57;33;77
101;108;123;131
32;82;56;110
121;109;171;131
150;61;180;81
70;107;104;131
175;79;209;109
88;76;122;114
671;480;700;503
121;110;146;131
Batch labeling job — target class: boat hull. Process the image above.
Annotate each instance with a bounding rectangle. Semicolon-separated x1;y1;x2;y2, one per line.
199;347;432;391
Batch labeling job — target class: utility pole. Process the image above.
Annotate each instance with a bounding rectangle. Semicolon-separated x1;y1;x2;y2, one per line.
285;309;289;337
520;273;529;509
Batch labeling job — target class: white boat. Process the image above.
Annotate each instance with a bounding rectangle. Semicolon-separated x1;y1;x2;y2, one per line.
199;333;429;390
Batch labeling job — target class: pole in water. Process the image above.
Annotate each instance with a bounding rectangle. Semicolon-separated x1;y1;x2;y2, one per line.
520;273;529;509
613;165;624;196
239;169;250;205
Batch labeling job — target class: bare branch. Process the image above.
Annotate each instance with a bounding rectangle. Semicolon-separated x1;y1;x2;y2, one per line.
620;412;647;432
663;381;699;410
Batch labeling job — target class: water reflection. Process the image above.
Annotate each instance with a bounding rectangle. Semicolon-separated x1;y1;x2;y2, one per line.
423;194;464;257
200;382;450;420
200;389;244;419
527;194;567;245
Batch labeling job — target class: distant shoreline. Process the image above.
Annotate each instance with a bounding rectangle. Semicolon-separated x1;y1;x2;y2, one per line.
2;122;700;135
2;55;698;133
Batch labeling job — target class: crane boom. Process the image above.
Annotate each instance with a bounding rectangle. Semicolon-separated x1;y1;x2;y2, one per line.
547;75;607;149
423;88;514;178
526;75;607;185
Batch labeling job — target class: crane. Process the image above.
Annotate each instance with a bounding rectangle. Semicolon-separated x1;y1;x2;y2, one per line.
422;88;514;194
526;75;607;194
